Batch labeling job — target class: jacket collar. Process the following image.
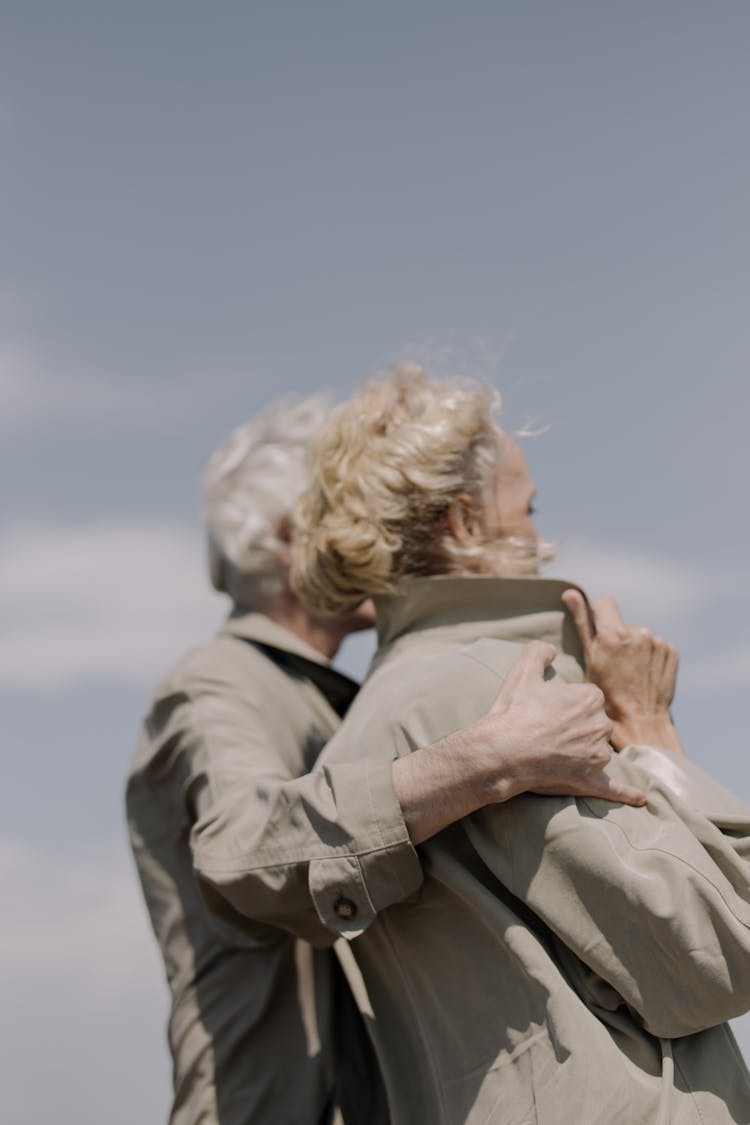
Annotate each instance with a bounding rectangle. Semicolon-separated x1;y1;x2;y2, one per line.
374;574;587;663
220;607;360;716
220;608;332;667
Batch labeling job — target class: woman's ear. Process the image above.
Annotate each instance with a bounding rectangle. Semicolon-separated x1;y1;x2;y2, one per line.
446;493;482;547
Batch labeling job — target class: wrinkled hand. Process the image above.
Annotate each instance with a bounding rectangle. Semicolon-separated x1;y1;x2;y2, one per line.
562;589;682;755
482;640;645;806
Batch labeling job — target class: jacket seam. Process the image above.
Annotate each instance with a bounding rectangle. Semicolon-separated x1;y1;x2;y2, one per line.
195;839;412;874
579;796;750;930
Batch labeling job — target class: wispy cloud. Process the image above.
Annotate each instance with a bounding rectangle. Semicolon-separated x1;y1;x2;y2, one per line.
0;342;155;428
0;519;225;690
0;520;744;695
0;339;249;432
550;538;707;629
683;645;750;694
0;837;170;1125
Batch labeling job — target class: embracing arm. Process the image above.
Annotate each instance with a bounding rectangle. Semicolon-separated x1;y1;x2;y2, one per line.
193;642;644;943
393;640;644;844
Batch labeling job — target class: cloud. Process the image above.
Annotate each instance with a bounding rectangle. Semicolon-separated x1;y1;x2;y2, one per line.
549;542;750;696
0;837;171;1125
0;519;225;690
0;838;156;993
549;538;707;629
0;339;247;433
683;645;750;694
0;342;158;429
0;520;743;694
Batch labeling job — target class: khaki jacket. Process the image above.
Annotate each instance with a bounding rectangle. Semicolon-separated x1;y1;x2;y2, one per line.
318;575;750;1125
126;610;420;1125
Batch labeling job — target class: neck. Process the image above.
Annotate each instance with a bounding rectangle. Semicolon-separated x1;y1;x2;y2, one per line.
244;587;347;660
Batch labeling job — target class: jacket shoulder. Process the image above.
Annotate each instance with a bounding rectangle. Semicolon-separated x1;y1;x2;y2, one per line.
151;630;273;697
126;632;281;785
337;637;522;758
459;636;529;678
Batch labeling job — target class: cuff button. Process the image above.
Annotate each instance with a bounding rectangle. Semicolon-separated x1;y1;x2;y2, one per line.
333;896;357;920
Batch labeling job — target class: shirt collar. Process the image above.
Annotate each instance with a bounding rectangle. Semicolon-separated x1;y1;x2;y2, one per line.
220;608;359;717
374;574;588;662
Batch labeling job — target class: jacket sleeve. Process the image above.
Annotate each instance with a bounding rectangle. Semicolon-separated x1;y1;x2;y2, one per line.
166;685;423;946
465;746;750;1039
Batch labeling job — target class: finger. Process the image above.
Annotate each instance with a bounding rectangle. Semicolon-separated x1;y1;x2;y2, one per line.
665;643;679;677
591;596;626;632
488;641;557;712
652;638;669;687
561;589;595;655
664;644;679;701
582;737;612;767
580;682;607;711
532;774;646;806
581;771;647;807
503;640;558;690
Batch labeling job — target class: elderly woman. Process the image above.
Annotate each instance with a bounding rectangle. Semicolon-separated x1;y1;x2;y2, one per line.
293;365;750;1125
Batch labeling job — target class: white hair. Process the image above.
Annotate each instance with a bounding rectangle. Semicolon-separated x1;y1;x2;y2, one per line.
202;394;331;606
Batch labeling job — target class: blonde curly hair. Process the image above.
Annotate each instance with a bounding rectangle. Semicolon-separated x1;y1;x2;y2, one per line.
292;364;517;616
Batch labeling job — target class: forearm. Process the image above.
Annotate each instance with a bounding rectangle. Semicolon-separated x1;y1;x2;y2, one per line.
194;755;424;942
394;657;645;844
393;723;513;845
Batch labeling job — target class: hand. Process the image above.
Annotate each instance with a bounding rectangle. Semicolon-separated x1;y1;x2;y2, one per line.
478;640;646;805
561;589;682;755
392;639;645;845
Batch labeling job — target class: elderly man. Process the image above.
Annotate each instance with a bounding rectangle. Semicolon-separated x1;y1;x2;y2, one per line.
127;395;641;1125
286;366;750;1125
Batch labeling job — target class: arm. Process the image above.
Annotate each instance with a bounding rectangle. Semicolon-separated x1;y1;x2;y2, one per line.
394;640;645;843
168;677;419;948
194;643;645;942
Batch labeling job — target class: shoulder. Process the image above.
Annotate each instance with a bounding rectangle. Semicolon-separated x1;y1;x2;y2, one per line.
327;636;525;762
127;633;291;782
155;630;278;695
381;633;522;701
459;636;532;679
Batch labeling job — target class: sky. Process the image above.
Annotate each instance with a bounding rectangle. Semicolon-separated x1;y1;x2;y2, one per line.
2;3;749;1121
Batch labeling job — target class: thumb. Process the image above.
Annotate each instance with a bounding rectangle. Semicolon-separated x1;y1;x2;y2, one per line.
583;771;646;807
562;588;595;657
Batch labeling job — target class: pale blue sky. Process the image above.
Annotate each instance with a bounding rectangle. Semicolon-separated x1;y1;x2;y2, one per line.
2;4;749;1121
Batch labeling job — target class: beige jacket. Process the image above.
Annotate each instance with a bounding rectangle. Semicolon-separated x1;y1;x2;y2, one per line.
126;610;421;1125
316;575;750;1125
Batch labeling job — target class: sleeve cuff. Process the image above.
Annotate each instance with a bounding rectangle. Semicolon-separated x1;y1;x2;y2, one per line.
308;756;423;939
620;744;750;822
